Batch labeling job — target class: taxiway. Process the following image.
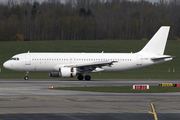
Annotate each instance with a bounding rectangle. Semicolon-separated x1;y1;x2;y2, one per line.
0;79;180;120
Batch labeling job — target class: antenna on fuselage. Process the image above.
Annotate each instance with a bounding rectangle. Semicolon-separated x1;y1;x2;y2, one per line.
28;51;30;53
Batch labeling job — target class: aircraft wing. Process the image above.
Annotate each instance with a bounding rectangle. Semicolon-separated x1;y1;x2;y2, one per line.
64;61;117;72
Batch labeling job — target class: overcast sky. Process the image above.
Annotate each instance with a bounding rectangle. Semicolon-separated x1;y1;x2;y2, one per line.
0;0;169;4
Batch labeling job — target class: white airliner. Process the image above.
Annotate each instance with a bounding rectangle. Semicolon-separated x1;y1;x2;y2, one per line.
3;26;173;80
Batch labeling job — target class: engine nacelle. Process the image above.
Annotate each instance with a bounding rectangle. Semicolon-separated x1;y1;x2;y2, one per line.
49;67;77;78
60;67;77;77
49;72;60;77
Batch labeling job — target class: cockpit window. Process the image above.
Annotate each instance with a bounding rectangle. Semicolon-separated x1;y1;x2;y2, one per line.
10;58;19;61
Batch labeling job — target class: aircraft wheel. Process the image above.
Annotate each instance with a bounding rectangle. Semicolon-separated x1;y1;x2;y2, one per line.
78;75;84;80
24;76;29;80
85;75;91;81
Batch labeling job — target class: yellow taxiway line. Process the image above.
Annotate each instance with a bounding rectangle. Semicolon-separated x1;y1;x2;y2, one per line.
151;102;158;120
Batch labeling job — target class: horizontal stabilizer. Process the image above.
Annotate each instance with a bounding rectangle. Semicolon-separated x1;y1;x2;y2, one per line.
151;56;173;62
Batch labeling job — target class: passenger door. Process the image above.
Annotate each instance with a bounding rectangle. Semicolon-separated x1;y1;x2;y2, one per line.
25;54;31;65
136;55;142;65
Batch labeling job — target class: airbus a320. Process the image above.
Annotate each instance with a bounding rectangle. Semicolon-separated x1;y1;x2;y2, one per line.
3;26;173;80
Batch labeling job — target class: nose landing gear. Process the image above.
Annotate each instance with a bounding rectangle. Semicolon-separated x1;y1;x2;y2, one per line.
24;76;29;80
24;71;29;80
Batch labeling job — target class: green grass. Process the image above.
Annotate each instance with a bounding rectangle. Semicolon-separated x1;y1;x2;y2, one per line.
52;86;180;93
0;40;179;79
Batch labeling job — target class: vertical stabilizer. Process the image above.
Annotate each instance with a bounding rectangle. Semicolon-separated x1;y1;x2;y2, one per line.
139;26;170;55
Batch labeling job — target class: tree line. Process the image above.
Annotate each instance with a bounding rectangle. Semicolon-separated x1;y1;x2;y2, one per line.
0;0;180;41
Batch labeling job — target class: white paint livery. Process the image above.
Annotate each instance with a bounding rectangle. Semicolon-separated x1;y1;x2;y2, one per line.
3;26;173;80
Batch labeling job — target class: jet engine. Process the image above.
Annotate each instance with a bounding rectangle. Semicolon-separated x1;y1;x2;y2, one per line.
49;67;77;78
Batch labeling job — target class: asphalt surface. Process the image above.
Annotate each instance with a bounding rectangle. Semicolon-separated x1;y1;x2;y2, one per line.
0;79;180;120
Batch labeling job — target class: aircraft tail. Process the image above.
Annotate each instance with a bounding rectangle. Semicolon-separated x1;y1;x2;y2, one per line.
139;26;170;55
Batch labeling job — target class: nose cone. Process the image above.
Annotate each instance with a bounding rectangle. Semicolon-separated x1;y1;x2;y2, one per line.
3;61;10;69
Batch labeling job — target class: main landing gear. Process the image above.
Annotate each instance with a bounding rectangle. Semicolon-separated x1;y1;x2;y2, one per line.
24;71;29;80
78;74;91;81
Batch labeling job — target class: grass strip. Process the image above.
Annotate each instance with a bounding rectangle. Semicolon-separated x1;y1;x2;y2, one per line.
52;86;180;93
